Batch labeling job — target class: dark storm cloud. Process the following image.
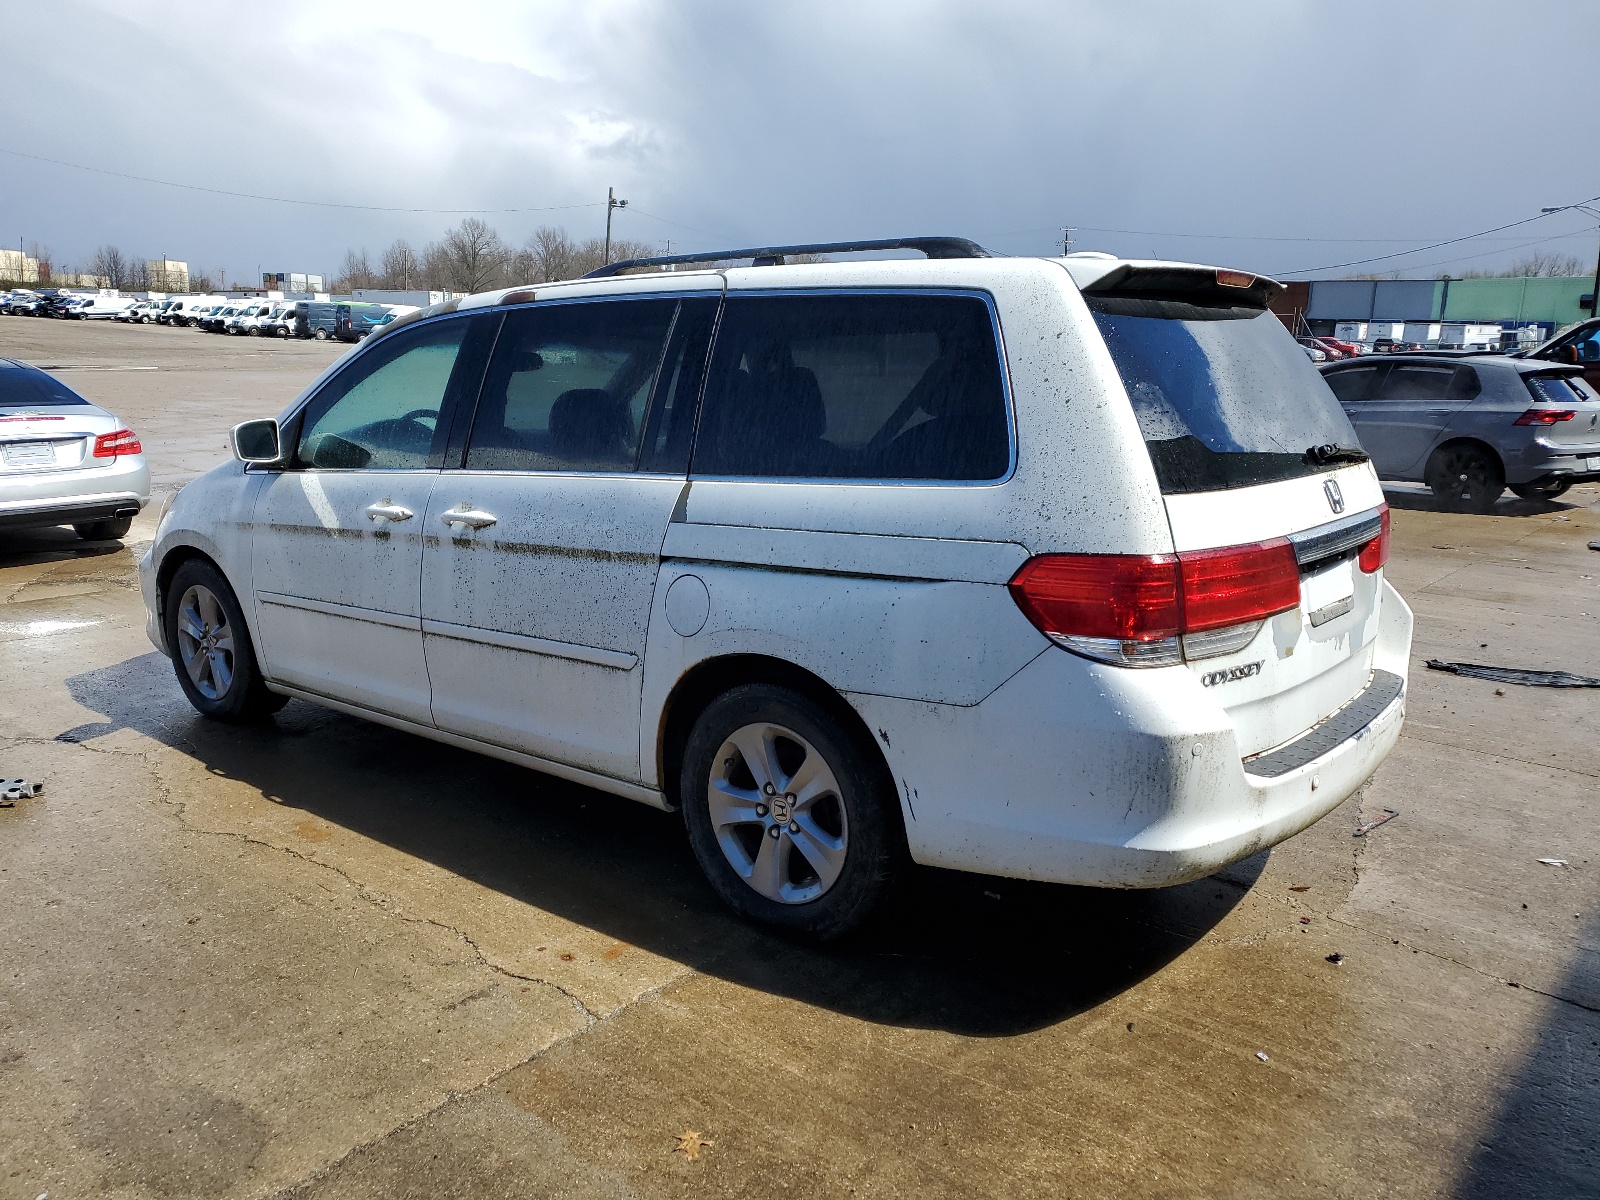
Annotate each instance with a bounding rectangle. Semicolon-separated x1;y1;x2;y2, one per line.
2;1;1596;283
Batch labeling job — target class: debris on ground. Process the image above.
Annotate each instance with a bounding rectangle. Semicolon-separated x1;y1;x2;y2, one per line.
674;1130;714;1161
1589;540;1600;551
1425;660;1600;688
1289;885;1310;892
0;779;43;807
1255;1051;1270;1062
1326;953;1346;966
1354;809;1400;837
1537;858;1569;868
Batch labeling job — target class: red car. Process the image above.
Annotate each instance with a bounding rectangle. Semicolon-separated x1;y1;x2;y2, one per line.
1317;336;1360;358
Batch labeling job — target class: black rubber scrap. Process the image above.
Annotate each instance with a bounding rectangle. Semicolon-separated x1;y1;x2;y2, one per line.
1425;660;1600;688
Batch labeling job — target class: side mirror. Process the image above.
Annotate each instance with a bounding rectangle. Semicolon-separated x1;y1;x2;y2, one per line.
231;418;283;465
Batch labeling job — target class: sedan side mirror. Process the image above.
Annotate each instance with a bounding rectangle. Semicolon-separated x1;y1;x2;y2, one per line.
231;418;284;465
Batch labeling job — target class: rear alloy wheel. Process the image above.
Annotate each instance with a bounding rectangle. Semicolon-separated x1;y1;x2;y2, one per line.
73;516;133;540
681;684;903;940
164;560;288;722
1510;480;1572;500
313;328;330;341
1426;444;1505;514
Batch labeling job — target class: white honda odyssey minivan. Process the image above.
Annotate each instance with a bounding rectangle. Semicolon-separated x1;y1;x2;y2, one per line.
140;238;1412;938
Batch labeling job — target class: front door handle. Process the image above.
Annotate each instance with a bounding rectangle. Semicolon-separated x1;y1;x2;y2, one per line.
364;501;414;522
441;507;498;530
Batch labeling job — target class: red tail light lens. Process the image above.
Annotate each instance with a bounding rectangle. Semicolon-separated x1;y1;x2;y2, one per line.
1358;505;1391;574
1177;538;1301;633
1008;554;1181;643
92;429;142;458
1513;409;1575;426
1009;538;1302;665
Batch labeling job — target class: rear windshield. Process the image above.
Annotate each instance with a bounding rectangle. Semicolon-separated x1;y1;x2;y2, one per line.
0;365;90;408
1089;303;1359;493
1527;374;1591;405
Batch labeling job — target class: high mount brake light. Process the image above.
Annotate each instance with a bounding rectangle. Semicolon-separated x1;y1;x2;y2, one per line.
1513;409;1576;426
1358;505;1391;574
92;429;142;458
1008;538;1301;668
1216;269;1257;289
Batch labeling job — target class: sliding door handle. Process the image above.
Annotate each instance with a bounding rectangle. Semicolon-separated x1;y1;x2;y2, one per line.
364;502;414;522
441;507;498;530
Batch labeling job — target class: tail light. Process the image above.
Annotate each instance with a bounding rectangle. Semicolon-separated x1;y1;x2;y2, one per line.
1358;505;1390;574
92;429;142;458
1009;538;1300;668
1513;409;1575;426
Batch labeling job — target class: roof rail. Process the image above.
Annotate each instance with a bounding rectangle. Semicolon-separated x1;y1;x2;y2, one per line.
581;236;990;279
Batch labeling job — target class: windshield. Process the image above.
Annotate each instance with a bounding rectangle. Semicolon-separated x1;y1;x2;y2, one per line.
1089;304;1359;493
0;365;91;408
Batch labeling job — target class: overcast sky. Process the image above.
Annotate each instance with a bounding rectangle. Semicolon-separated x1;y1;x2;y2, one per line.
3;0;1597;284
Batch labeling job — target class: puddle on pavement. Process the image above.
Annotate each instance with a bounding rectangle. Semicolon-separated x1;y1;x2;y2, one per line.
0;617;103;637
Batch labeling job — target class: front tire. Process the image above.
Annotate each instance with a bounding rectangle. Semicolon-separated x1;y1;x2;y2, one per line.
73;516;133;540
1426;443;1505;513
680;684;903;940
163;560;288;722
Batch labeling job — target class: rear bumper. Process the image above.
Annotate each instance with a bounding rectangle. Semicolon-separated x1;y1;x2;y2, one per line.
0;456;151;531
851;578;1413;889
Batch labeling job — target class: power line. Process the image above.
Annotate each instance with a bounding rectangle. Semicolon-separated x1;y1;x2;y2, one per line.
1269;195;1600;277
0;146;603;215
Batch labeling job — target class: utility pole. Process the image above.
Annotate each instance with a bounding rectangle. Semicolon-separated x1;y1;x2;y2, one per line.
1542;204;1600;319
604;186;628;264
1061;227;1074;256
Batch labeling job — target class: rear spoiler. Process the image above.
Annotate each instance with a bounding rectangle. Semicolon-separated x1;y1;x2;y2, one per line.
1076;263;1284;311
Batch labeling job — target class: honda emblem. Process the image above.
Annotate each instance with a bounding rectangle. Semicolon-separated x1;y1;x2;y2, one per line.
1324;479;1345;514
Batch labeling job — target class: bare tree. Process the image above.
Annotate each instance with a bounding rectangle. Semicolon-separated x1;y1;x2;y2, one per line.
380;239;418;289
87;245;132;289
427;218;505;292
332;248;378;293
189;268;217;292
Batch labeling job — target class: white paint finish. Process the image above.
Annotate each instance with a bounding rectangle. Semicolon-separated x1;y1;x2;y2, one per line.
420;617;637;670
661;521;1028;584
1160;462;1384;550
849;581;1409;887
250;469;437;726
268;681;670;810
419;472;683;779
1161;464;1389;757
637;560;1050;786
662;574;709;637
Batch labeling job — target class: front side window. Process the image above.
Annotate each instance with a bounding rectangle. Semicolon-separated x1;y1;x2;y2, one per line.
464;298;677;472
1324;365;1382;402
693;292;1010;481
296;318;470;469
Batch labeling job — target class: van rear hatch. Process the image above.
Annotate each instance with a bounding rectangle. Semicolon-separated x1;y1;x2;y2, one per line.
1082;264;1389;759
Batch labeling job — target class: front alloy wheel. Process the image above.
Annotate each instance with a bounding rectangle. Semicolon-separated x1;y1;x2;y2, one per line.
164;560;287;722
176;583;236;701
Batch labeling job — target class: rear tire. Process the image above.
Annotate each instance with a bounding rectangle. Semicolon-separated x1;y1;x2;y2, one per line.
313;328;330;341
1510;480;1571;500
163;559;288;723
680;683;903;941
73;516;133;540
1426;443;1504;513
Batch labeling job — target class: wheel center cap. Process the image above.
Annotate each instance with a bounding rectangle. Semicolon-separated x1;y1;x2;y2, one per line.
769;794;794;824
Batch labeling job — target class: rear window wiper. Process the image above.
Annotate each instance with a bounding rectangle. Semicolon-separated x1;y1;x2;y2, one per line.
1304;443;1370;466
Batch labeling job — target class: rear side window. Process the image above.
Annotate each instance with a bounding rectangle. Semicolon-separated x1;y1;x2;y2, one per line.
694;292;1010;481
1324;365;1381;402
465;298;677;473
1527;374;1588;405
1090;305;1358;493
0;365;90;408
1377;364;1478;402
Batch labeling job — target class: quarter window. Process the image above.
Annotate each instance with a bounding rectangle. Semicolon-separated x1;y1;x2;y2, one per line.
693;293;1010;481
465;299;678;472
296;319;469;470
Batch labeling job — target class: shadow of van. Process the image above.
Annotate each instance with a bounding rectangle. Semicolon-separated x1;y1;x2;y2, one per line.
61;651;1264;1038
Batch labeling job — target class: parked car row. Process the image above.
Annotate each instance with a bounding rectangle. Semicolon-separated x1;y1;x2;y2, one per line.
0;289;417;343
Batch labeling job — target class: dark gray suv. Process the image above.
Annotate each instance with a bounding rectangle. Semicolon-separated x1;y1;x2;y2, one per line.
1320;354;1600;510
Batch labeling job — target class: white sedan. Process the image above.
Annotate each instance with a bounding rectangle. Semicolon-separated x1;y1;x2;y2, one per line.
0;357;149;540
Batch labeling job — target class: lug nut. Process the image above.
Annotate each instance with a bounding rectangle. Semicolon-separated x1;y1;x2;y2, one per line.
755;804;768;817
788;821;799;833
768;826;781;839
